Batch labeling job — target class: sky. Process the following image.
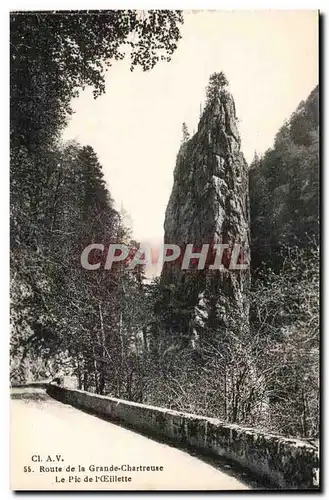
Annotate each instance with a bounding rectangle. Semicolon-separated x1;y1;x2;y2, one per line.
62;10;318;245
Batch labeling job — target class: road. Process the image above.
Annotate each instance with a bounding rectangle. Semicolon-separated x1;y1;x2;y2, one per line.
10;388;253;491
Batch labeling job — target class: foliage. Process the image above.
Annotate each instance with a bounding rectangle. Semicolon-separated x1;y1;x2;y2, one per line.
10;10;183;150
10;10;183;388
205;71;229;105
250;86;319;269
141;246;319;439
10;17;319;442
10;140;156;398
250;245;319;437
181;122;190;143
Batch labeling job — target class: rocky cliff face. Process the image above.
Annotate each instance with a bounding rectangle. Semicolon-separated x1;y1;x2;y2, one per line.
161;90;250;346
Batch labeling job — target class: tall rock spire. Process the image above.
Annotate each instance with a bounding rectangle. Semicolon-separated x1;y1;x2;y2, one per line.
160;86;250;346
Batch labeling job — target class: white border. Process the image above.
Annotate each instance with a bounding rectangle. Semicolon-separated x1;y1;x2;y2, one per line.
1;2;326;499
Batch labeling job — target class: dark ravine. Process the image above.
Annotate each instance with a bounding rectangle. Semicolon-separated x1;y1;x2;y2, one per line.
47;384;319;490
161;90;250;344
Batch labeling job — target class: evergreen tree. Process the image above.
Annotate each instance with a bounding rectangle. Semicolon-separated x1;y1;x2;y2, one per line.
181;122;190;143
205;71;229;105
10;10;183;385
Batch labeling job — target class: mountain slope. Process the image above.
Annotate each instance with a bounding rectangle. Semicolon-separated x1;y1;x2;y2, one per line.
250;85;319;268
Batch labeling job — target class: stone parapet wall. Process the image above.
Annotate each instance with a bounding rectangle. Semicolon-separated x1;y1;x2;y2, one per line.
47;384;319;490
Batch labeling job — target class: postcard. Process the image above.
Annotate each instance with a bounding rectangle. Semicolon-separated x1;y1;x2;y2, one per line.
10;9;320;491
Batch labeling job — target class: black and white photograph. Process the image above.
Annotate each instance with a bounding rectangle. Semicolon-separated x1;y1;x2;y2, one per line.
9;8;320;491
